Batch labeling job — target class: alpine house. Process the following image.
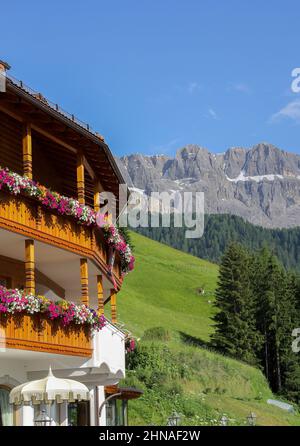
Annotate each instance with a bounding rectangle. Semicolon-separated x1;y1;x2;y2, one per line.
0;60;135;426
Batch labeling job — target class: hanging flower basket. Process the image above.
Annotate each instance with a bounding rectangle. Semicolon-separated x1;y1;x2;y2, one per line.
0;166;135;273
0;286;106;331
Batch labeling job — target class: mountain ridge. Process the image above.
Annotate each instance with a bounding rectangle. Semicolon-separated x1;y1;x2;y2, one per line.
119;142;300;228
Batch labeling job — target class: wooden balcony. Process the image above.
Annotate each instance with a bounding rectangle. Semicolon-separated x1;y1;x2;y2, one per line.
0;313;92;357
0;190;122;287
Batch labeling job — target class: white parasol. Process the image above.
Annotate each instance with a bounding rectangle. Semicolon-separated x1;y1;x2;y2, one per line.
9;367;89;405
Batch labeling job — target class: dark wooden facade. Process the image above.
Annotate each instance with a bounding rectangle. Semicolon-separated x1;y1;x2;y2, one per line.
0;64;125;356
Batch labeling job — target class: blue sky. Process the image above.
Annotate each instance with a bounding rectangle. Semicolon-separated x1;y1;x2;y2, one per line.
2;0;300;156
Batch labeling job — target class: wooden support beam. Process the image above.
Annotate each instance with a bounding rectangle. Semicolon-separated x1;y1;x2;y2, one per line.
110;289;117;324
25;239;35;294
97;275;104;316
94;180;103;213
77;150;85;205
22;122;32;179
80;258;89;306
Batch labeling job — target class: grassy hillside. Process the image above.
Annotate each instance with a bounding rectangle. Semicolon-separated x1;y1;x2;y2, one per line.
117;231;218;341
116;232;300;426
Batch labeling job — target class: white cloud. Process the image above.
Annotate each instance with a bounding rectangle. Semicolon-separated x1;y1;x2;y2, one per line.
208;108;218;120
270;99;300;124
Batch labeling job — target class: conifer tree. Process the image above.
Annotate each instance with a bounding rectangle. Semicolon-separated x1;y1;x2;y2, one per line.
282;273;300;401
254;250;297;392
211;243;261;365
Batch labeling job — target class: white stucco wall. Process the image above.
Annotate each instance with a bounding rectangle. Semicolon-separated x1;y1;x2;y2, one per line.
98;385;106;426
0;322;126;426
88;322;126;377
0;359;28;385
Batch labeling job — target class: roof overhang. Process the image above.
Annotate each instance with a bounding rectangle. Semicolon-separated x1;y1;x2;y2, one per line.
105;384;143;400
0;74;128;199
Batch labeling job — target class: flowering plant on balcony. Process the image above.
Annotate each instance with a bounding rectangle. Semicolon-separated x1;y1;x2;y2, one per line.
0;286;106;331
0;166;135;273
125;336;136;353
104;225;135;273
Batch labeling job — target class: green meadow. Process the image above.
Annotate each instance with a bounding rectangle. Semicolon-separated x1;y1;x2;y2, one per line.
115;232;300;426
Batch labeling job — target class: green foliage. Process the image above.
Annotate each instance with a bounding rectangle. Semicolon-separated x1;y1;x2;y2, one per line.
212;243;300;401
122;339;300;426
118;226;134;250
212;243;262;365
134;213;300;271
118;232;300;426
284;361;300;404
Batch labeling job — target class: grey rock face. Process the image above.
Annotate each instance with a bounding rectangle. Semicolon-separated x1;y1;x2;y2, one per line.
119;143;300;228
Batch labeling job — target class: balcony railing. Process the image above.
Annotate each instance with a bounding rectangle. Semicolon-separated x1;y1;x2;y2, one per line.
5;72;99;137
0;190;122;282
0;313;92;357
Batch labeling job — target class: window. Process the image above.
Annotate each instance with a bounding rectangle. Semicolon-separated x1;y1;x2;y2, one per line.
67;402;90;426
0;386;13;426
106;399;128;426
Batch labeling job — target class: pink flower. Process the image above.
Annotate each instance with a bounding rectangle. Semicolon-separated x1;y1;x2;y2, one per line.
76;207;83;217
129;256;135;271
0;304;7;313
47;303;61;319
0;165;135;272
96;212;106;228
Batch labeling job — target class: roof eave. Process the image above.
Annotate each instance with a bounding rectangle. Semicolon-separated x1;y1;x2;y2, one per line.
6;79;127;188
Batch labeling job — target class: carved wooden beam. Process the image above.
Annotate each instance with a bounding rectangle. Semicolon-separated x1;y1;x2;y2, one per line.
94;180;103;212
97;275;104;316
25;239;35;294
77;150;85;205
22;122;32;179
80;258;89;306
110;289;117;324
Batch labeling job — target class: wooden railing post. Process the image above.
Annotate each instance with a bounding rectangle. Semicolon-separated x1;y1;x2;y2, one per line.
80;258;89;306
110;289;117;324
77;150;85;205
94;180;101;213
22;122;32;179
97;275;104;316
25;239;35;294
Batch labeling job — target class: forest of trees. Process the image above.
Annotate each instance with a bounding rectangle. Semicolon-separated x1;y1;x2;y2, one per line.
211;244;300;402
135;214;300;271
133;213;300;400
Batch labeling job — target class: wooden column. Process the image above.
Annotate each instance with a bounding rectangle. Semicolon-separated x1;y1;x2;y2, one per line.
110;289;117;324
97;275;104;315
80;258;89;306
22;122;32;179
94;180;101;213
25;239;35;294
77;151;85;205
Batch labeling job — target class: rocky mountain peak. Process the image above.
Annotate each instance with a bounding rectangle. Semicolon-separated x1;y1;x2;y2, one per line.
119;142;300;228
243;143;300;177
176;144;209;160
